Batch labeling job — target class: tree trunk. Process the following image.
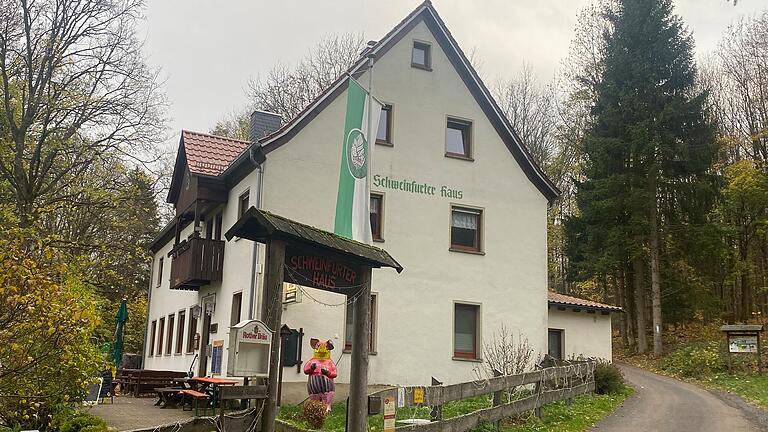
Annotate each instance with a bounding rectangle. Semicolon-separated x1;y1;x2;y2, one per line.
633;256;648;354
618;269;632;350
649;196;663;357
626;264;636;351
740;233;750;322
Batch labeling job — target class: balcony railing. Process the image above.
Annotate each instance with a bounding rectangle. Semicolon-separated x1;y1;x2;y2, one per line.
169;235;224;290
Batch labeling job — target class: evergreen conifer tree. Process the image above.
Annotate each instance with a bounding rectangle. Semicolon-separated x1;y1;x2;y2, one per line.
567;0;718;355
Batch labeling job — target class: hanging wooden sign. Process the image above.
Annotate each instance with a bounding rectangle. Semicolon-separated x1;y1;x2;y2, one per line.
284;246;361;291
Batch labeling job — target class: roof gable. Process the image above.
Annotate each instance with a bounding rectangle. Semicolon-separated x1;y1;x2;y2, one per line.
167;130;251;203
224;1;559;201
183;130;250;176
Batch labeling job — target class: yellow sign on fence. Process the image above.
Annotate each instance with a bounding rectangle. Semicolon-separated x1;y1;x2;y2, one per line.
413;387;424;404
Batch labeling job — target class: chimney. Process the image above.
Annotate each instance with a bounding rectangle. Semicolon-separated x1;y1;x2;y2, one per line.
249;110;283;143
359;40;378;59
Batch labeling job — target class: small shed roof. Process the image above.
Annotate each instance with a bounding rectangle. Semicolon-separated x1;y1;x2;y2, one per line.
720;324;764;332
548;292;623;313
225;208;403;273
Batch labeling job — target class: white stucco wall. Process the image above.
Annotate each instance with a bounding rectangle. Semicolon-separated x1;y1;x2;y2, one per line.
547;309;613;361
144;222;198;373
143;18;552;386
260;20;548;386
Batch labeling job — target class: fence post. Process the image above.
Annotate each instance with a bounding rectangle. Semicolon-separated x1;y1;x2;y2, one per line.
430;377;443;423
492;369;502;431
565;364;572;407
533;369;543;419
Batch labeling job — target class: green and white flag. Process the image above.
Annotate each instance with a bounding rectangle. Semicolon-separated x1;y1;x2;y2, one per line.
334;77;382;243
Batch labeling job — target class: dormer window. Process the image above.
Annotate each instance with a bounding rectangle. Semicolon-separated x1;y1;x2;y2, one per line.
411;41;431;70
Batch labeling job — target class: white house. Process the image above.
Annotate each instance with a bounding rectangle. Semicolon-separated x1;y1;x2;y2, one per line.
143;1;620;394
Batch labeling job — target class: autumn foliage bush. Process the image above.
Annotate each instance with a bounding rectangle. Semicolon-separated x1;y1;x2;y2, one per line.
660;341;724;378
59;412;109;432
0;230;102;431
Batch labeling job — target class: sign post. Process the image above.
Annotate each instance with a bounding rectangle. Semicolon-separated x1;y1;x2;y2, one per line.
721;325;763;373
383;395;396;432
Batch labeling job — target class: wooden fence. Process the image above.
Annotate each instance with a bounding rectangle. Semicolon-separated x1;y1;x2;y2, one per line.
367;360;596;432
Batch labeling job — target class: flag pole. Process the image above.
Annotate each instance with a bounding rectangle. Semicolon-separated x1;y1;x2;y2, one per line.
365;48;375;244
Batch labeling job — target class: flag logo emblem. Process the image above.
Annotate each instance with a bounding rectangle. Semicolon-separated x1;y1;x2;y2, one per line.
346;128;368;179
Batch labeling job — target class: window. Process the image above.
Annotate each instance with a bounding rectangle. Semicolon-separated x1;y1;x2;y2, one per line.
187;308;198;353
454;303;480;359
156;258;164;287
450;207;482;252
211;341;223;375
446;118;472;159
166;314;174;355
411;41;431;70
176;311;185;354
370;194;384;241
238;190;250;218
344;294;377;353
157;317;165;356
376;105;393;145
230;292;243;327
149;320;157;357
548;329;564;360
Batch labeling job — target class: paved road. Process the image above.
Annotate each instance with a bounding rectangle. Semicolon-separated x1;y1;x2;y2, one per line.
590;363;762;432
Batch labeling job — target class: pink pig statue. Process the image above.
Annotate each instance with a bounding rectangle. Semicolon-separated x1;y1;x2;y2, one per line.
303;338;337;411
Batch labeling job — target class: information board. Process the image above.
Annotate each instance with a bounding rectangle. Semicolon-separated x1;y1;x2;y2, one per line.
729;335;758;353
228;319;273;377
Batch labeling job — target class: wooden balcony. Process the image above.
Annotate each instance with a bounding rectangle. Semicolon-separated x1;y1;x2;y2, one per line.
169;235;224;290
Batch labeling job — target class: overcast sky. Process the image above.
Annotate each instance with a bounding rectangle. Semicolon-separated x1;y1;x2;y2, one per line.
139;0;765;144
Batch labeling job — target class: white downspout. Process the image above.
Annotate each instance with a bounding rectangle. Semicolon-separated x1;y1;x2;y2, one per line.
248;147;265;320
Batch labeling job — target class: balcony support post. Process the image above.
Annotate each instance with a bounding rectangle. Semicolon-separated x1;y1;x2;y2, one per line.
193;200;201;235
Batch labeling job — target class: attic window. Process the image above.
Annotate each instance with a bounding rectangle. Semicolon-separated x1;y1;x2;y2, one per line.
411;41;431;70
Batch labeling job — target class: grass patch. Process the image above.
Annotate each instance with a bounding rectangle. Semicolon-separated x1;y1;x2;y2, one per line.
704;373;768;410
501;387;633;432
276;387;633;432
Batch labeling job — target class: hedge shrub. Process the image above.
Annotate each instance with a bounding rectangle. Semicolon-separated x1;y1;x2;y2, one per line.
594;360;625;394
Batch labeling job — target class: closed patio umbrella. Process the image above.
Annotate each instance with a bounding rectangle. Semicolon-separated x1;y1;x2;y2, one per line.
112;299;129;366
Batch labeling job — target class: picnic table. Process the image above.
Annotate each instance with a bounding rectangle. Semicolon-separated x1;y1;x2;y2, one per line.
151;376;240;412
190;377;239;411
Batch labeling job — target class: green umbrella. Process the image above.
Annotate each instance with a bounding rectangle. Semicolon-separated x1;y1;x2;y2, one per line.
112;299;129;366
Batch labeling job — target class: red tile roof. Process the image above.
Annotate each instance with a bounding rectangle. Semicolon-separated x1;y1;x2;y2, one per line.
548;292;623;313
182;130;250;176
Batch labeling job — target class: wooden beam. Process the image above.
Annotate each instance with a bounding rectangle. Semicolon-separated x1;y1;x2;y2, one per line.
261;240;286;432
348;267;372;432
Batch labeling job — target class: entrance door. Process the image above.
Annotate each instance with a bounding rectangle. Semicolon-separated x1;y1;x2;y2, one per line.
198;308;212;376
548;329;563;360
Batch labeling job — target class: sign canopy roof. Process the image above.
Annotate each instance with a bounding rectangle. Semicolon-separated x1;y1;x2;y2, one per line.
720;324;764;332
225;208;403;273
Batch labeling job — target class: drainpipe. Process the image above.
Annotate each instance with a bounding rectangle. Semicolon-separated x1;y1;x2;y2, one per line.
248;146;265;320
140;256;155;369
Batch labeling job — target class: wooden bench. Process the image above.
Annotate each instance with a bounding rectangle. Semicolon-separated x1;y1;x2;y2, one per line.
180;389;210;416
130;370;188;397
114;368;140;395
